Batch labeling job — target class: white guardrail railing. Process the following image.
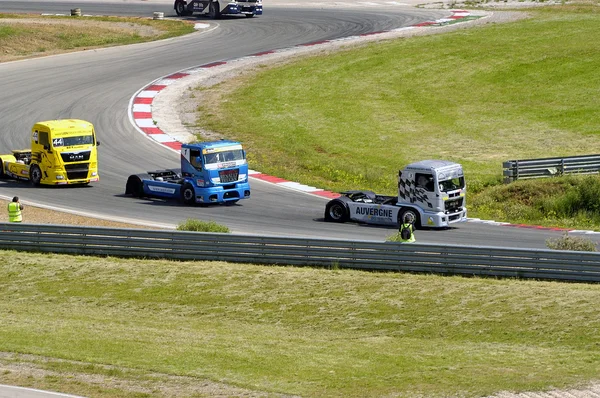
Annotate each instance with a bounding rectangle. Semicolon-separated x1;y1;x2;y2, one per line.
1;223;599;283
503;154;600;183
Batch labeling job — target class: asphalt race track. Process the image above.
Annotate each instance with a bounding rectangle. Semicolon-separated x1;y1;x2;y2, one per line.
0;0;582;249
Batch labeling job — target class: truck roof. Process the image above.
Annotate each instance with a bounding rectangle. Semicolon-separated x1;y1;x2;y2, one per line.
183;140;242;150
34;119;93;131
403;159;462;173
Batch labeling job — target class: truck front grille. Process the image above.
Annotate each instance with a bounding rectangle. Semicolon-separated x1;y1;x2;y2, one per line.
60;151;91;163
445;197;464;213
64;163;90;180
219;169;239;183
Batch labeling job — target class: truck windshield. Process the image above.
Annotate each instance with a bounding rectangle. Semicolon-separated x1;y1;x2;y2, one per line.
204;149;245;165
52;135;94;147
439;177;465;192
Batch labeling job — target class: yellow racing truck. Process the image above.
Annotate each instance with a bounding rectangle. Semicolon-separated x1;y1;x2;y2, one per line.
0;119;100;186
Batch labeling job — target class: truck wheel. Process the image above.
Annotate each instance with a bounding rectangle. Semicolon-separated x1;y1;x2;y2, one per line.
0;158;4;178
181;184;196;205
174;0;189;16
125;176;145;198
30;165;42;186
208;1;221;19
399;208;420;229
325;201;348;223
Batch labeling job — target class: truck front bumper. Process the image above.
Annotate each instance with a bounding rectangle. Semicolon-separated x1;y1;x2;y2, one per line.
422;209;467;228
195;182;251;204
223;3;262;15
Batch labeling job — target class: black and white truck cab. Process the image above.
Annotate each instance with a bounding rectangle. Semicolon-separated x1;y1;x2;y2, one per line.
324;160;467;229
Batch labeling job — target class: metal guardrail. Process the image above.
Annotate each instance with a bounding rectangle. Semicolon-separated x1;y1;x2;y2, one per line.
503;154;600;183
1;223;599;283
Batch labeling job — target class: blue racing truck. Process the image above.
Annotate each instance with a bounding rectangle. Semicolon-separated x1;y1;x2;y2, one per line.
125;140;250;205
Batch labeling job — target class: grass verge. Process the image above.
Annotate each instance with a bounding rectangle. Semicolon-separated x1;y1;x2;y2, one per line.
1;251;600;397
0;14;195;63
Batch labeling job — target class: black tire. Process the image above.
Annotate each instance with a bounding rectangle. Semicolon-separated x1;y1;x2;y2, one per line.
398;208;420;229
208;1;221;19
181;183;196;205
324;201;348;223
0;158;5;179
174;0;188;16
30;164;42;186
125;175;145;198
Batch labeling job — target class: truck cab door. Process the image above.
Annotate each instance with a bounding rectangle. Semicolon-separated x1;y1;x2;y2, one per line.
31;130;49;164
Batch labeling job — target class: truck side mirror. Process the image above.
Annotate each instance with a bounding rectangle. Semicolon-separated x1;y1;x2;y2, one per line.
96;141;101;146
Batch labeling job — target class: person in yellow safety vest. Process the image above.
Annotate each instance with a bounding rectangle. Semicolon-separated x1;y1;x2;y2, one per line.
7;196;24;223
399;213;416;243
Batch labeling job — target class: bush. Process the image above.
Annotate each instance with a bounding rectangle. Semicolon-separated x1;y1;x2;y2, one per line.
176;219;230;233
470;176;600;229
553;176;600;216
546;233;597;252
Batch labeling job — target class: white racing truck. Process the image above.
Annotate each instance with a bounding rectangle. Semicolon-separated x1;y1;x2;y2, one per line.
324;160;467;229
174;0;262;18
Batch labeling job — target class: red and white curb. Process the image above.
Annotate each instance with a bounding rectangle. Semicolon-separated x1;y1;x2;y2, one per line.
129;10;478;200
131;74;190;152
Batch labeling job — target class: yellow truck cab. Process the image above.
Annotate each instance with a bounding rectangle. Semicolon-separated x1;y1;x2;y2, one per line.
0;119;100;185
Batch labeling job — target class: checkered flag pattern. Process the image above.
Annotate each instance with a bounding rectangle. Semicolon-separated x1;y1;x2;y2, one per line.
398;177;434;209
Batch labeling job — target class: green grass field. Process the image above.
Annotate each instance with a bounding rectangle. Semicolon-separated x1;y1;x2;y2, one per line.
195;2;600;229
2;251;600;397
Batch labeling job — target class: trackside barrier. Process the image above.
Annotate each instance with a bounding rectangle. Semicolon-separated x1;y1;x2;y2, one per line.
503;154;600;183
1;223;599;283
